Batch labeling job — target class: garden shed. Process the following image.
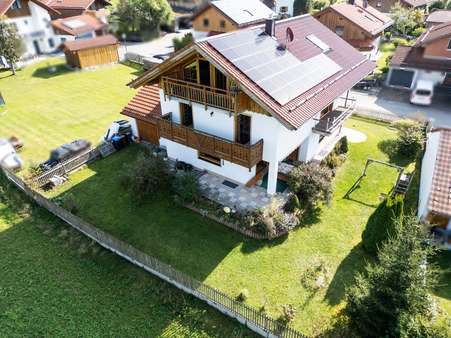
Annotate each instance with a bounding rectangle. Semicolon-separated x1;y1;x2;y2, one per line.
60;35;119;69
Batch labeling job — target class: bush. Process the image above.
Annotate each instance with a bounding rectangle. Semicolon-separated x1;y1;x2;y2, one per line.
121;152;172;202
385;31;392;40
280;304;296;323
336;136;348;155
173;33;193;51
392;119;425;159
393;37;410;47
362;195;404;254
173;172;200;204
236;288;249;302
411;26;426;37
288;162;333;209
285;194;301;213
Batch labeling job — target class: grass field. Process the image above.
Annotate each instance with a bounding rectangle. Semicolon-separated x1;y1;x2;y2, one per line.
0;174;255;337
45;117;445;336
0;58;137;167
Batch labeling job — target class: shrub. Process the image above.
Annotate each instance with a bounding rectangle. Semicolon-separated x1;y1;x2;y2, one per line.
362;195;404;254
121;152;172;202
236;288;249;302
288;162;333;209
280;304;296;323
323;152;345;171
173;33;193;51
385;31;392;40
173;172;200;204
300;259;330;292
336;136;348;155
285;194;301;213
392;119;425;159
411;26;426;37
393;37;409;47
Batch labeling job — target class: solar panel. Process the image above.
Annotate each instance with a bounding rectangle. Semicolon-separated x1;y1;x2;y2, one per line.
209;29;342;105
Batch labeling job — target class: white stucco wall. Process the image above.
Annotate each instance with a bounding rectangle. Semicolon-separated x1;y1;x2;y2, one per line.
418;131;440;220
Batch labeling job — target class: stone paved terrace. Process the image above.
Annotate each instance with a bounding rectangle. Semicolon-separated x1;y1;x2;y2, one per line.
198;172;289;212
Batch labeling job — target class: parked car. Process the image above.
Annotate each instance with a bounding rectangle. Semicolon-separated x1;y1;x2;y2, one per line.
40;139;91;171
410;80;434;106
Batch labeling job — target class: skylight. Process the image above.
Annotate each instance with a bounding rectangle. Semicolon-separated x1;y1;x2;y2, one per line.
306;34;330;53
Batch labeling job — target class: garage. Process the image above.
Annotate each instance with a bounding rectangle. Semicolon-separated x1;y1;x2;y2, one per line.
388;69;415;88
137;119;159;145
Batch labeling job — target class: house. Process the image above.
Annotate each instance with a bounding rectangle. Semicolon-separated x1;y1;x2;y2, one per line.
60;34;118;68
192;0;276;39
426;9;451;27
419;128;451;249
315;0;393;60
261;0;294;17
386;21;451;90
0;0;110;58
121;15;374;195
51;13;107;40
367;0;438;13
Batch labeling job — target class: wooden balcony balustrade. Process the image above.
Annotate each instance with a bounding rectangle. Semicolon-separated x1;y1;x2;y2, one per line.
313;99;356;135
161;77;237;112
155;116;263;169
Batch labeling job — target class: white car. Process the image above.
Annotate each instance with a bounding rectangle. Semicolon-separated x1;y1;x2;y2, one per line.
0;139;23;171
410;80;434;106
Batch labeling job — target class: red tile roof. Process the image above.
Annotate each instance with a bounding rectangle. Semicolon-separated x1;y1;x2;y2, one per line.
428;128;451;217
129;15;374;130
416;21;451;46
1;0;60;15
0;0;15;15
401;0;434;7
121;85;162;122
45;0;109;9
323;0;393;36
60;34;117;52
391;45;451;72
51;14;106;36
426;10;451;25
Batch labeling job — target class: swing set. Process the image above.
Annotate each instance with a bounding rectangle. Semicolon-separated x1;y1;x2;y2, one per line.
345;158;412;199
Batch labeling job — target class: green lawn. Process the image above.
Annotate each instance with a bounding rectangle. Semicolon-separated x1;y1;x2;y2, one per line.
0;174;255;337
44;117;443;336
0;58;137;167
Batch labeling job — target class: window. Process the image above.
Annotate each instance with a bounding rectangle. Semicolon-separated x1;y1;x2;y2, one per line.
198;152;221;166
11;0;22;10
203;18;209;27
448;39;451;50
220;20;226;29
376;1;382;7
280;6;288;13
335;26;344;37
48;38;54;48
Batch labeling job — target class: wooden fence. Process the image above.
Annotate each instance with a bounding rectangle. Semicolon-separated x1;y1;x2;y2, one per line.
2;169;306;338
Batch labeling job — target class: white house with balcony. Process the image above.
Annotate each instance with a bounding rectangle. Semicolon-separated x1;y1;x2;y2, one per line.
122;15;374;196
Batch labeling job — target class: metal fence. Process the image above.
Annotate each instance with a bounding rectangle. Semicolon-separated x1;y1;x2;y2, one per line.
2;169;306;338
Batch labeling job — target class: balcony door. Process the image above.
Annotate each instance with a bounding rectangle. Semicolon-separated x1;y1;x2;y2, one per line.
237;114;251;145
180;103;193;127
198;60;210;87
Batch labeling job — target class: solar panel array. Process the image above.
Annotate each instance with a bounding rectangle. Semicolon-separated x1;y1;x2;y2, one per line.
209;29;342;105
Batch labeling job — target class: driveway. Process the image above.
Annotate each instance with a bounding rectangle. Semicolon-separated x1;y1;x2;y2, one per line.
118;29;193;63
341;87;451;127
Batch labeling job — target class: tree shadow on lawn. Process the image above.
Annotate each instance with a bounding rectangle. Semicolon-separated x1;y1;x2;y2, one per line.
32;63;74;79
325;243;372;306
377;139;414;168
48;147;245;283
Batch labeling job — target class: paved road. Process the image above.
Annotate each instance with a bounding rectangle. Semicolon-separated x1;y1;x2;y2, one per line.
118;29;193;63
341;87;451;127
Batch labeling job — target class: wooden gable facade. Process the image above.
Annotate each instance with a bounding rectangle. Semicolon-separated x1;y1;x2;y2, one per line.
192;5;238;34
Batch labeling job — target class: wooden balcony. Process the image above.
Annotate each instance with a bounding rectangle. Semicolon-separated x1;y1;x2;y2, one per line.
161;77;237;112
313;100;356;135
156;117;263;169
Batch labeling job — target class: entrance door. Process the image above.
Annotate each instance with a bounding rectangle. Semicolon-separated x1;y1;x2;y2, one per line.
198;60;210;86
237;114;251;145
33;40;42;55
180;103;193;127
137;120;159;145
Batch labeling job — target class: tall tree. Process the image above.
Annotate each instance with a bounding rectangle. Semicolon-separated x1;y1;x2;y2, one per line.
390;3;417;36
115;0;172;39
0;18;23;75
293;0;309;15
346;216;444;337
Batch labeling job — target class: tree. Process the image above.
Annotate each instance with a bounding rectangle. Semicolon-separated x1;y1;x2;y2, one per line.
115;0;172;39
346;216;444;338
293;0;309;15
390;3;417;36
0;18;24;75
173;33;193;51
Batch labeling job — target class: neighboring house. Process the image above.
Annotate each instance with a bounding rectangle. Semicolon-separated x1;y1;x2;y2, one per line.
262;0;294;17
60;34;118;68
386;21;451;90
0;0;110;59
368;0;437;13
192;0;276;39
121;15;374;195
426;9;451;27
315;0;393;60
419;127;451;249
51;13;107;41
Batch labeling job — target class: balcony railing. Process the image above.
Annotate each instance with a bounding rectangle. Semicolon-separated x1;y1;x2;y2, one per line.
156;116;263;169
161;77;237;112
313;99;356;135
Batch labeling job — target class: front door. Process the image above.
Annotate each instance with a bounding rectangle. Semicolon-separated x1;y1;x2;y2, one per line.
33;40;42;55
198;60;210;86
237;114;251;145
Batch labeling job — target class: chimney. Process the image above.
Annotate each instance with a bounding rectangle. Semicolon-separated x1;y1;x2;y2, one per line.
362;0;368;7
265;17;275;37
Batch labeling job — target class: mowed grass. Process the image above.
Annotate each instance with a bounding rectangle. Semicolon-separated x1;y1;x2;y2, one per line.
0;58;137;167
45;117;442;335
0;176;256;337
